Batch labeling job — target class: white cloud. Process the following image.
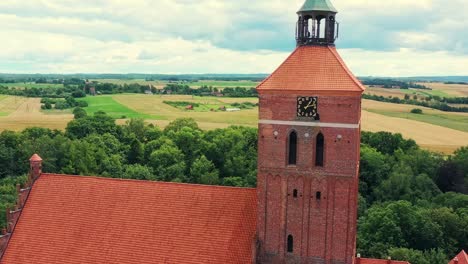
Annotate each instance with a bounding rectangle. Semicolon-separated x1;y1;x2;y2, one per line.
0;0;467;76
340;48;468;77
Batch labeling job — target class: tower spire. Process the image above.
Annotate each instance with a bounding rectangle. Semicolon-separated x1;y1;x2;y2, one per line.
296;0;339;46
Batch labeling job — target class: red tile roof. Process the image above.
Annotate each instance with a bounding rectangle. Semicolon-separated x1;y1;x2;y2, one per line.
1;174;257;264
29;154;42;162
358;258;410;264
449;250;468;264
257;45;365;95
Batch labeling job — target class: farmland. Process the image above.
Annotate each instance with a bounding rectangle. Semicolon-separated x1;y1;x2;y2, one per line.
365;82;468;99
89;79;258;89
0;92;467;153
3;83;64;89
0;80;466;153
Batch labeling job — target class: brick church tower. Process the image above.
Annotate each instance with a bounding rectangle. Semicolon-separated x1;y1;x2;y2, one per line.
256;0;365;263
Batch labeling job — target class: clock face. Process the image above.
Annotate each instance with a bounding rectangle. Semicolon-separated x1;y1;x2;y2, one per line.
297;97;319;120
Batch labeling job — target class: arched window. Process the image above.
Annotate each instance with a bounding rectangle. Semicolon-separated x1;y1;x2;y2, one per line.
287;235;294;253
315;133;324;167
288;131;298;165
316;191;322;200
315;16;325;39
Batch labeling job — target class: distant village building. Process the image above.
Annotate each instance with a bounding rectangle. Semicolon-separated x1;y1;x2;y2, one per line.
211;91;224;97
89;86;96;96
226;108;241;112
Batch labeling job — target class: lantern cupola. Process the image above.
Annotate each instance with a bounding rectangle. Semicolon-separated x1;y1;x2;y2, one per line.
296;0;339;46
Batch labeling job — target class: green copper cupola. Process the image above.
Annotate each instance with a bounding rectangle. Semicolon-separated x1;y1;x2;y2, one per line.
296;0;339;46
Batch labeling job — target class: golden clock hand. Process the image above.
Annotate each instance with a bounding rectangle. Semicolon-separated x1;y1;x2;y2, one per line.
304;101;313;110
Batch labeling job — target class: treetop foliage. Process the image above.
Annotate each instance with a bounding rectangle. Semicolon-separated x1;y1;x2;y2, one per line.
0;115;466;263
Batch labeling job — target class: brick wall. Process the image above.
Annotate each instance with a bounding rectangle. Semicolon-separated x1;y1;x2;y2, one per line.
257;92;361;264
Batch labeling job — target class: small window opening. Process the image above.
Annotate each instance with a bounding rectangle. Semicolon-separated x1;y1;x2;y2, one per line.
293;189;298;198
316;191;322;200
315;133;324;167
288;131;298;165
287;235;294;253
317;16;326;39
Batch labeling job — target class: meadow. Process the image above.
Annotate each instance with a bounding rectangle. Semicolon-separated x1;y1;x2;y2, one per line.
0;81;466;153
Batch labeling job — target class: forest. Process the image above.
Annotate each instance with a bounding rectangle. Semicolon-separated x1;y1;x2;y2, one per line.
0;111;466;264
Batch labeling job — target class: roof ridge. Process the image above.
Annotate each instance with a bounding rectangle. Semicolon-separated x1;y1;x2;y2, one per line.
327;46;366;91
256;47;300;90
40;173;256;191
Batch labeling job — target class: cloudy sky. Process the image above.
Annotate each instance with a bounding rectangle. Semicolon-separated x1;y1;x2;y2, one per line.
0;0;467;76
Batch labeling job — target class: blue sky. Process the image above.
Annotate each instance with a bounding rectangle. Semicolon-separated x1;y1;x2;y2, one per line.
0;0;467;76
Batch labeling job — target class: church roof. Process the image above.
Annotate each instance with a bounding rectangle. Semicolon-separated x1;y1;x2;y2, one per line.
449;250;468;264
298;0;338;13
1;174;257;264
256;46;365;95
358;258;410;264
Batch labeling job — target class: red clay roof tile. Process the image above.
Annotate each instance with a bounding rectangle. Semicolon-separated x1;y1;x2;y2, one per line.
257;45;365;95
449;250;468;264
1;174;257;264
358;258;410;264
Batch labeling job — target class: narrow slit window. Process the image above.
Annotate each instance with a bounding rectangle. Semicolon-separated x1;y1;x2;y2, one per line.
316;191;322;200
293;189;298;198
288;131;298;165
287;235;294;253
315;133;324;167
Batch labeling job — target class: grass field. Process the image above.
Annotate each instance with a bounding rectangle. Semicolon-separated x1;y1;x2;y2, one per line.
0;94;467;153
79;96;163;119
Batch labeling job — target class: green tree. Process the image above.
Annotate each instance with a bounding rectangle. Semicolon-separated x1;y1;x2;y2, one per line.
123;118;147;142
73;107;87;119
388;248;429;264
453;147;468;193
164;118;200;134
127;138;144;164
169;127;205;171
122;164;154;181
66;112;121;139
44;101;52;109
223;176;245;187
149;145;186;182
190;155;219;185
359;145;391;202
